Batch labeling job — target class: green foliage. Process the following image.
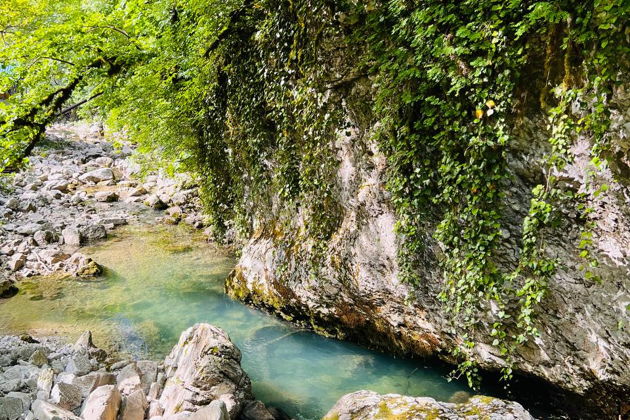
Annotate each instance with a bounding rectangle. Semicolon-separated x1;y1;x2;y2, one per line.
2;0;628;387
365;0;628;385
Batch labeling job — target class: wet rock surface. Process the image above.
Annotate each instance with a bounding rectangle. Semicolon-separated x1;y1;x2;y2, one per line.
323;390;535;420
0;324;276;420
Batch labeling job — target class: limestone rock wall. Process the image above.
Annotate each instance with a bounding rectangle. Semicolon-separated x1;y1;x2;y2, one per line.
226;82;630;418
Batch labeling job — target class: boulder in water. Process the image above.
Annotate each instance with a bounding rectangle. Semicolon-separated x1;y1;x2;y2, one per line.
158;323;253;419
323;391;535;420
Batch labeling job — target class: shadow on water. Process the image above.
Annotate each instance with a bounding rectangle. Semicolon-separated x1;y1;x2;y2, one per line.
0;223;476;419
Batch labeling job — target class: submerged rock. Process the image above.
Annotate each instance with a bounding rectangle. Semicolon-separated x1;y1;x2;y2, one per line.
0;278;17;298
324;391;535;420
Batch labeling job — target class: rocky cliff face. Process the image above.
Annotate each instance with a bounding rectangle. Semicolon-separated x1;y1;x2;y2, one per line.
226;80;630;418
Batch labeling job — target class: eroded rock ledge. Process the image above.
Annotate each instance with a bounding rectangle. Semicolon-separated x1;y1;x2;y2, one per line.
323;391;534;420
0;323;278;420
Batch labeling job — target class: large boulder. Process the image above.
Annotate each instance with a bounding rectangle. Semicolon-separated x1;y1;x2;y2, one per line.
158;323;253;419
323;391;535;420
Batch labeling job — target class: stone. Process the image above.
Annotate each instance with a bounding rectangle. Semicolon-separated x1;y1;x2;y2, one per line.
19;201;36;212
6;392;31;412
28;349;48;366
32;400;80;420
144;194;167;210
128;186;146;197
240;400;275;420
71;372;116;397
79;168;114;183
76;259;103;277
158;324;252;418
100;217;128;226
94;191;119;202
33;230;54;246
7;253;26;271
323;391;535;420
73;331;94;351
0;378;21;394
0;278;17;298
16;222;41;236
119;389;147;420
66;253;103;277
50;182;71;193
0;396;25;420
95;157;114;167
80;224;107;242
39;248;70;265
37;367;54;398
189;400;229;420
136;360;158;394
116;363;143;395
81;385;121;420
5;198;19;210
65;352;93;376
109;360;130;371
50;382;82;411
166;206;183;219
147;400;163;418
147;382;161;400
61;227;82;247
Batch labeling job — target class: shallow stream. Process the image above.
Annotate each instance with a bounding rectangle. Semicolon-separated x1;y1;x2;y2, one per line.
0;224;472;419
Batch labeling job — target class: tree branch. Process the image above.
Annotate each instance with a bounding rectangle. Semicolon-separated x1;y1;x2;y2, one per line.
55;91;103;117
203;0;253;58
39;56;75;66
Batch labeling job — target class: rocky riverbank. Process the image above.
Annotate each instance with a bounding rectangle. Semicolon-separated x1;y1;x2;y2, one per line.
0;324;284;420
0;122;206;290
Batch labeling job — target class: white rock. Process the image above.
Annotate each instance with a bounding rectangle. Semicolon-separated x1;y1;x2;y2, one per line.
189;400;229;420
32;400;80;420
116;363;143;395
37;367;54;398
119;389;147;420
94;191;118;202
61;227;82;247
79;168;114;183
50;382;82;411
159;324;252;417
8;254;26;271
81;385;121;420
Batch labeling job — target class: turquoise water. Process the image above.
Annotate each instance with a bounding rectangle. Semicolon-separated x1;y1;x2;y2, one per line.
0;224;470;419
